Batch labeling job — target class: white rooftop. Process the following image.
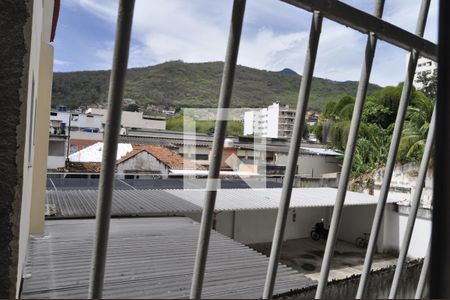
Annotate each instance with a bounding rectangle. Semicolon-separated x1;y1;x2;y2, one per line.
68;142;133;162
301;147;342;156
169;169;259;177
46;188;397;218
167;187;395;211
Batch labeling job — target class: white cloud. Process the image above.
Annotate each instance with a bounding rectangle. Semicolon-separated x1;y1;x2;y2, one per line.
68;0;438;87
54;59;72;66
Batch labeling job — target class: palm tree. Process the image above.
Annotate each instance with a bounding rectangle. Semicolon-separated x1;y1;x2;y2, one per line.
398;94;434;162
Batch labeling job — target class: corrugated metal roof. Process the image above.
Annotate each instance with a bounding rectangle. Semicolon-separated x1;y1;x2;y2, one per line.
46;189;201;218
46;188;394;218
46;178;282;191
22;218;313;299
168;188;396;211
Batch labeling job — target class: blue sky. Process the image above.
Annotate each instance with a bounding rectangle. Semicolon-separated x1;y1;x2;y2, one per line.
53;0;438;87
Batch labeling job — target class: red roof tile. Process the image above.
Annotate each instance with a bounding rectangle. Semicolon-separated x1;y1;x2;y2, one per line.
116;144;204;170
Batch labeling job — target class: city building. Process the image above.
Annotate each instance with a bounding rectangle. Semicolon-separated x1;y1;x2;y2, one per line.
244;102;318;138
86;108;166;131
413;56;437;90
244;101;294;138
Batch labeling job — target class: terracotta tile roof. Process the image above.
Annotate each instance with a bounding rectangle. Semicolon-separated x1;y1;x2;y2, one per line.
49;162;101;173
116;144;204;170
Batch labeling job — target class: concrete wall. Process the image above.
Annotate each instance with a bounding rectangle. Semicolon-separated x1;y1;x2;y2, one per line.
0;0;55;297
293;176;339;188
47;156;66;169
30;42;54;234
339;205;376;244
382;206;431;258
48;139;65;156
0;0;32;297
17;0;55;296
233;208;328;244
48;138;66;168
276;153;341;177
49;111;103;131
372;162;433;208
243;111;254;136
186;206;379;246
278;260;425;299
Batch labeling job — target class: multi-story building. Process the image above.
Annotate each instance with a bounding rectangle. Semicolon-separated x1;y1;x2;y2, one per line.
244;101;296;138
413;56;437;90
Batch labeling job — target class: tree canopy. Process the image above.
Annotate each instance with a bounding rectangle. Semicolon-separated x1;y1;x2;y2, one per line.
314;83;434;177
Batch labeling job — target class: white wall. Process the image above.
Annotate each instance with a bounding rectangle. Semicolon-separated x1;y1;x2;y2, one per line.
18;0;55;296
50;111;103;131
266;102;279;138
276;153;341;177
382;207;431;258
243;102;282;138
233;208;329;244
244;111;255;136
185;206;402;252
117;151;169;177
339;205;376;244
47;156;66;169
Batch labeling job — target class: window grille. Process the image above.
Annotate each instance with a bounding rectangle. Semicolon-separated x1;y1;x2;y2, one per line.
85;0;448;299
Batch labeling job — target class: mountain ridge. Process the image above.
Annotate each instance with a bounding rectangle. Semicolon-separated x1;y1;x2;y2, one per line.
52;60;381;110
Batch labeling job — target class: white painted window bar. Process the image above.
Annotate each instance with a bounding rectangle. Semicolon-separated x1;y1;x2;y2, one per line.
86;0;448;299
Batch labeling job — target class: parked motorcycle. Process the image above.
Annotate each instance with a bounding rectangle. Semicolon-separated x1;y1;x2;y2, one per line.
311;219;329;241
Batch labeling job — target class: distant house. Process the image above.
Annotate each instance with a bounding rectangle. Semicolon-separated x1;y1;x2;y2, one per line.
116;144;203;179
62;142;202;179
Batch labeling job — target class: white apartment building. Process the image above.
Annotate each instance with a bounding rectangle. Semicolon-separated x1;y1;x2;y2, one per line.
49;110;104;133
413;57;437;90
244;102;295;138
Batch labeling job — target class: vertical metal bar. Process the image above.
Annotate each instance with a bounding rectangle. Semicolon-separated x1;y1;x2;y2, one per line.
356;0;431;297
189;0;246;298
431;0;450;297
87;1;135;298
262;11;323;299
314;1;385;298
415;241;431;299
389;106;435;298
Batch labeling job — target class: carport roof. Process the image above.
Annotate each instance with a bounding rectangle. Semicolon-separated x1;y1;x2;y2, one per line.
22;218;312;298
46;187;396;218
167;187;396;211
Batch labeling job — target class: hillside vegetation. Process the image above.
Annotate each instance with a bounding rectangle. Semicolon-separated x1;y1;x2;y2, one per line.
52;61;381;110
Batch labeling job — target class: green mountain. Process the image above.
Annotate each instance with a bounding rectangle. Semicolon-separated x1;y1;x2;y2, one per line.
52;60;381;111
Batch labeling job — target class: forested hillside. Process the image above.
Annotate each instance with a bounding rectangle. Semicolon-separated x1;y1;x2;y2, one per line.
52;61;381;110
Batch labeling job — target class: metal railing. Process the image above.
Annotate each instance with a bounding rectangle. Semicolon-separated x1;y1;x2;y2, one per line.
86;0;446;299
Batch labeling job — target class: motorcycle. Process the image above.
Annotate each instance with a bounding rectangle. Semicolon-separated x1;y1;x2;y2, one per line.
310;221;329;241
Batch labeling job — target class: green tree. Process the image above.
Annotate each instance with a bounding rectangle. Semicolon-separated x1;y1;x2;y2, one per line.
416;71;437;99
398;94;434;163
125;103;139;112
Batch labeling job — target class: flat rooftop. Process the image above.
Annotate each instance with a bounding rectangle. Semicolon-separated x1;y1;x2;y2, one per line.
22;217;313;299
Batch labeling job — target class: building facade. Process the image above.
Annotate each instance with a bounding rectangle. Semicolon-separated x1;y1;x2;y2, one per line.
413;56;437;90
244;102;297;138
0;0;59;297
